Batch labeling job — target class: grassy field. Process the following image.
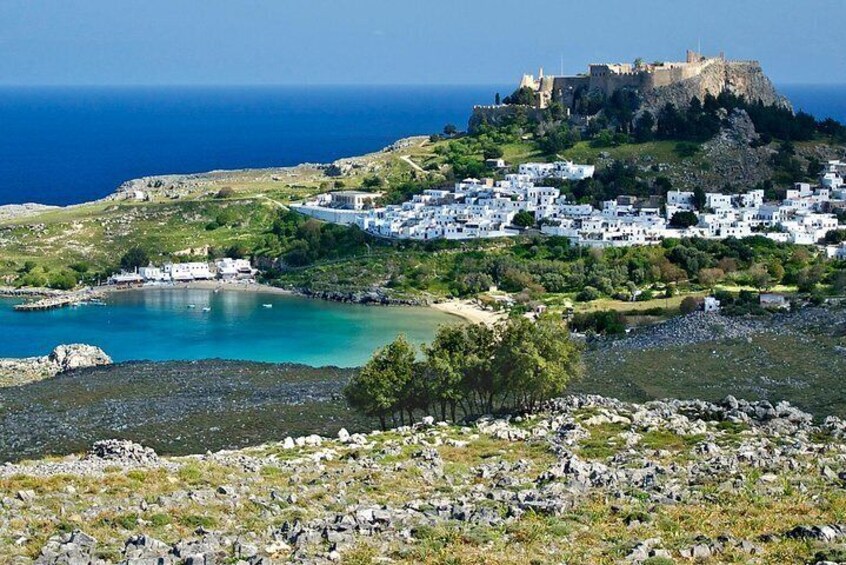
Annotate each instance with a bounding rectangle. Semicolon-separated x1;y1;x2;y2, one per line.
557;139;692;164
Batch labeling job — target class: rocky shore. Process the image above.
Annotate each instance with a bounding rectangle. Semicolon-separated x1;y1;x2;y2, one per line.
294;287;426;307
7;394;846;564
0;344;111;387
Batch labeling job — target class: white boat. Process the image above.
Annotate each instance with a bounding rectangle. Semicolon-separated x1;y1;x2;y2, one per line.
202;306;211;313
187;304;196;309
262;304;273;309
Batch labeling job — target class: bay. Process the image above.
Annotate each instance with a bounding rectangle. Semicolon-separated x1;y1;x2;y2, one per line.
0;288;456;366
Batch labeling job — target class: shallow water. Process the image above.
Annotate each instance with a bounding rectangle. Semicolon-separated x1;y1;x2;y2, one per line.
0;288;456;366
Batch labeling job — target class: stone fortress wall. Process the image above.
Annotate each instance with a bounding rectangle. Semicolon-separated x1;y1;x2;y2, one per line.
503;50;788;117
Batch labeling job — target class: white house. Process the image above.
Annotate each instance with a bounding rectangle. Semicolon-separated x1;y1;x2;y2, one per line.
138;266;167;282
215;258;256;280
825;243;846;260
108;271;143;285
703;296;721;313
164;262;215;281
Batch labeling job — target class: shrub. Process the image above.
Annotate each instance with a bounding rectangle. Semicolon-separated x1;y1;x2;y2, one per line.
215;186;235;199
569;310;626;335
576;286;601;302
679;296;702;314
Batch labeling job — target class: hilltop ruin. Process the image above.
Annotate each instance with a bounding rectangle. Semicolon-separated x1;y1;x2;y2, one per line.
472;50;790;130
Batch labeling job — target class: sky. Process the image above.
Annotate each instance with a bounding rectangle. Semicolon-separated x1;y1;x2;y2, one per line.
1;0;844;86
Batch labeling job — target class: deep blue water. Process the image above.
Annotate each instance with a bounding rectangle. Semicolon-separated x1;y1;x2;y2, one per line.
0;289;455;366
780;84;846;123
0;84;842;207
0;85;505;206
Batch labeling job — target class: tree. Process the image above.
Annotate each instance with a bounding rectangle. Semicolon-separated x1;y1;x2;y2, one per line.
693;186;707;210
669;211;699;229
443;124;458;136
424;323;495;420
697;267;725;288
503;86;536;106
512;210;535;228
540;124;580;154
633;111;655;142
483;145;504;160
832;270;846;295
796;264;825;293
748;264;773;290
362;175;385;188
120;247;149;271
492;316;582;412
215;186;235;199
495;92;501;105
679;296;702;315
343;335;416;429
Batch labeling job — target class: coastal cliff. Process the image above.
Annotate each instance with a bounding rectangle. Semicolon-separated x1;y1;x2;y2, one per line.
8;394;846;564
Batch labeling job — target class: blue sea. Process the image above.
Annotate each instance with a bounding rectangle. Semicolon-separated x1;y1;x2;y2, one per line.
0;289;455;366
0;85;507;206
0;84;842;207
0;85;846;205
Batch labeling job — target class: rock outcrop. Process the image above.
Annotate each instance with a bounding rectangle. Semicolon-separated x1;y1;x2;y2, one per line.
0;344;111;387
642;58;790;114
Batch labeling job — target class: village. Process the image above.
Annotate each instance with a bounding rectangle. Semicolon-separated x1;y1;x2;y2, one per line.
107;257;257;286
292;159;846;259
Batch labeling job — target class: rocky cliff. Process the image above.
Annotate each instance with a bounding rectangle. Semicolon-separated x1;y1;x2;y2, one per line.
0;344;112;387
8;394;846;564
641;59;791;114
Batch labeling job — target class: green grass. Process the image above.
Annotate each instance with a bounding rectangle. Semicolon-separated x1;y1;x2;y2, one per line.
578;422;630;460
557;140;691;164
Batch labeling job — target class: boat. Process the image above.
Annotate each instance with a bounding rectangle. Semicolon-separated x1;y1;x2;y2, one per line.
187;304;196;309
202;307;211;313
262;304;273;309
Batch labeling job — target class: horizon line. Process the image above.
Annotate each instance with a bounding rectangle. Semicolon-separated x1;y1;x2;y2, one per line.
0;81;845;89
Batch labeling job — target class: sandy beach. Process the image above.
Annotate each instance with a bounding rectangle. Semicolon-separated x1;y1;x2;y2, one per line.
430;299;506;327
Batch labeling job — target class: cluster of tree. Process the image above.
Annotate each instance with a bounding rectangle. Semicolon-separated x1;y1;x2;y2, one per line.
205;206;243;231
568;310;627;335
442;234;833;302
563;161;656;207
639;92;837;145
253;210;370;267
433;124;524;179
15;261;80;290
823;229;846;245
344;317;582;428
502;86;536;106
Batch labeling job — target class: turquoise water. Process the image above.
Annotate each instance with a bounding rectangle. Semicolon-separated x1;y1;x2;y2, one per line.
0;289;456;366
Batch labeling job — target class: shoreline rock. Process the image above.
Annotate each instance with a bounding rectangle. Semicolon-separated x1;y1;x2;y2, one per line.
0;344;112;387
294;287;427;307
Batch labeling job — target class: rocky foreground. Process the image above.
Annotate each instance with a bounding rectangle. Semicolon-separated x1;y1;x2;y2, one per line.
4;395;846;564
